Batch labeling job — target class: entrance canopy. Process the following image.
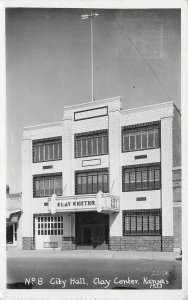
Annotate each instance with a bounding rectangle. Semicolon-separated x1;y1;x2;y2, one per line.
48;191;119;214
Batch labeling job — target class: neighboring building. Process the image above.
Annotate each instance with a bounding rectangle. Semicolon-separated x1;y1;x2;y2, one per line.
21;97;181;251
6;190;22;248
173;166;181;251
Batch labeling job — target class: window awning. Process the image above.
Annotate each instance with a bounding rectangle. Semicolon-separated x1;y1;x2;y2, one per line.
6;210;21;220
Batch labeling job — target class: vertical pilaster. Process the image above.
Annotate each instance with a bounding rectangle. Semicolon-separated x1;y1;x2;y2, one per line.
62;115;73;196
22;138;34;249
161;117;173;251
108;106;122;237
62;113;75;242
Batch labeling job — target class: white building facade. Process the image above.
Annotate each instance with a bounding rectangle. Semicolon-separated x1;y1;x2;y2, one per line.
21;97;181;251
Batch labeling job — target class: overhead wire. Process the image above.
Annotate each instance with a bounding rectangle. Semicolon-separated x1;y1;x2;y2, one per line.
109;11;173;101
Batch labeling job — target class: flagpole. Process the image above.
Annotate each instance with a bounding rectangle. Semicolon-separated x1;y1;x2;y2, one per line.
81;12;99;102
91;13;93;102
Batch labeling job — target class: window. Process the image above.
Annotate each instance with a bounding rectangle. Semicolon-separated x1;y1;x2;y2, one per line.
33;137;62;163
75;131;108;158
37;216;63;235
75;169;108;194
123;210;161;235
33;173;62;197
122;123;160;152
122;164;161;191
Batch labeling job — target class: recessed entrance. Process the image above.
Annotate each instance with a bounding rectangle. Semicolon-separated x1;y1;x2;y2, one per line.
75;212;109;250
6;222;17;245
83;226;92;245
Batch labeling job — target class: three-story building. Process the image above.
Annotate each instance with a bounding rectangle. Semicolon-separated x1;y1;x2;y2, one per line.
21;97;181;251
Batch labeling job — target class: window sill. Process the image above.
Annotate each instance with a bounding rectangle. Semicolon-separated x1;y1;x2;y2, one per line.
122;188;161;192
33;158;62;163
33;195;62;198
75;192;109;195
123;234;161;236
122;146;160;153
75;153;108;159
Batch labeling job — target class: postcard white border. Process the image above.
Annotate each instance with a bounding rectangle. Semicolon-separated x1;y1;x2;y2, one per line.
0;0;187;300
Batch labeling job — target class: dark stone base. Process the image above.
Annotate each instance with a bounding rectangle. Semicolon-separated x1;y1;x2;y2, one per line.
61;237;77;250
109;236;162;251
162;236;174;252
22;237;34;250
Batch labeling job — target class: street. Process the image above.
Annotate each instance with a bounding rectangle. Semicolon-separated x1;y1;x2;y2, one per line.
7;250;182;290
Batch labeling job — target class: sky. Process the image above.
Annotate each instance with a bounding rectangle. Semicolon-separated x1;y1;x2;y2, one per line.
6;8;181;193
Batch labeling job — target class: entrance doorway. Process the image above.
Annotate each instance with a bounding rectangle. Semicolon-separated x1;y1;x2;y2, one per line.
75;212;109;249
6;222;17;245
83;226;92;245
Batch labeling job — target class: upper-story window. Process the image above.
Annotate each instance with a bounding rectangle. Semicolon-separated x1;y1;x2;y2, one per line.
33;173;62;197
75;130;108;158
33;137;62;163
75;169;108;194
122;163;161;192
122;122;160;152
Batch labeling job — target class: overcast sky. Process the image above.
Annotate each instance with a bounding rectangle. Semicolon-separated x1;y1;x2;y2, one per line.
6;8;181;193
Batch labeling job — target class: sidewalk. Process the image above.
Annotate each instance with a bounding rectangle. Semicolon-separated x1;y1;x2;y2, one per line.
7;248;181;261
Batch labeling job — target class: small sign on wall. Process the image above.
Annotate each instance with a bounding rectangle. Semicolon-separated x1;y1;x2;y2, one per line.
11;215;19;223
82;159;101;167
74;106;108;121
136;197;146;201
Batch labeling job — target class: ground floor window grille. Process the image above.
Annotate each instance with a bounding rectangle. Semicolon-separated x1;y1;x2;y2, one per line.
37;216;63;235
123;209;161;235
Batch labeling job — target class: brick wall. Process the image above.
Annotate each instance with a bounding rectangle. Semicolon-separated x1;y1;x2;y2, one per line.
61;237;77;250
162;236;173;252
173;106;181;168
109;236;122;251
109;236;162;251
172;167;181;250
22;237;34;250
173;167;181;203
173;205;181;250
109;236;174;252
173;188;181;203
161;117;173;237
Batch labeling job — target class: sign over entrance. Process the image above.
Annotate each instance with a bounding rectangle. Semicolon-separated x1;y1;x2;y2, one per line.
48;192;119;214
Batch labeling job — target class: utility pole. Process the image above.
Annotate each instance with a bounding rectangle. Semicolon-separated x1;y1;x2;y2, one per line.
81;12;99;102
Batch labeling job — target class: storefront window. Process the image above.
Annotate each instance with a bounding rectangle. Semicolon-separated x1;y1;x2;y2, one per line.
123;210;161;235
